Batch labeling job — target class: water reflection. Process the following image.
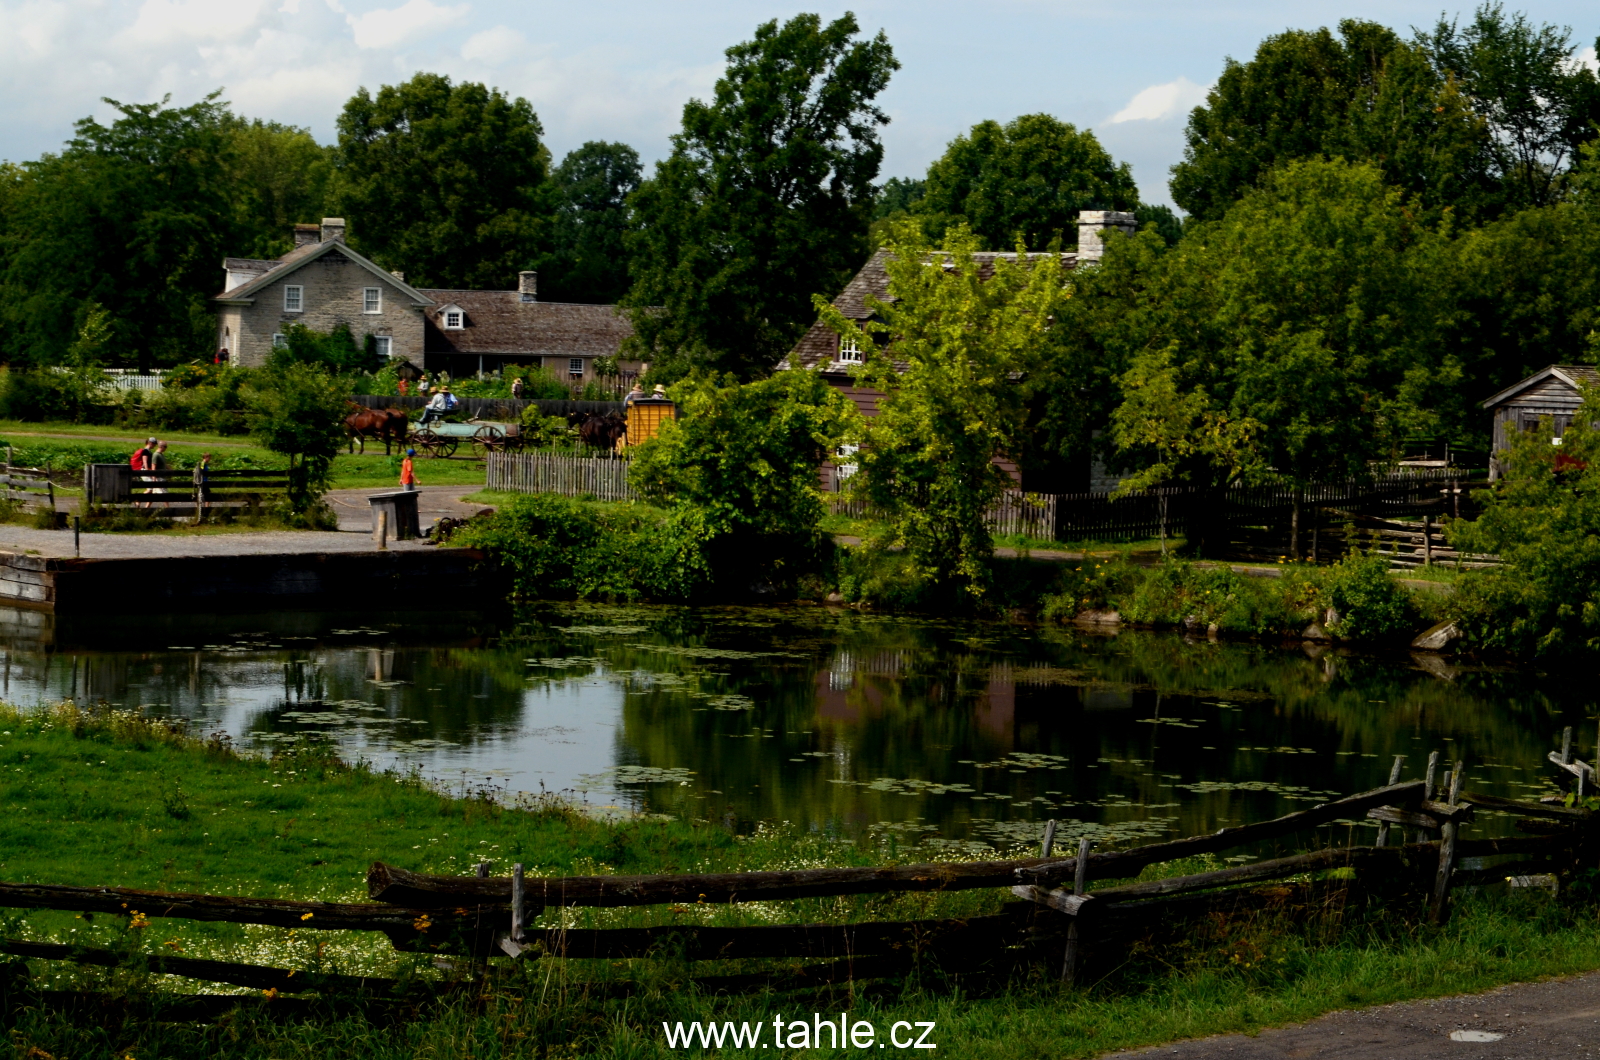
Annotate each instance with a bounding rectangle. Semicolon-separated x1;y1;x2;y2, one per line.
0;603;1583;852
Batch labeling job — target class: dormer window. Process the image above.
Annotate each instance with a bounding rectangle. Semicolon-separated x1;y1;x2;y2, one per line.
283;286;303;312
838;335;863;363
438;304;466;330
446;310;463;329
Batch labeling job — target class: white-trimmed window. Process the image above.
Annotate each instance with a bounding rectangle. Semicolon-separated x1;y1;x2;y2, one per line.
838;335;862;363
283;285;303;312
568;357;584;378
444;310;463;329
272;333;287;348
373;336;392;358
363;287;382;314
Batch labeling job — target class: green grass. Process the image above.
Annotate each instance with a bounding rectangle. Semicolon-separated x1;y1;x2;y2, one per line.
6;702;1600;1058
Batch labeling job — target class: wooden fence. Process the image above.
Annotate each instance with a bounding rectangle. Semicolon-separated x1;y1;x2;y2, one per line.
0;461;55;514
486;451;637;501
2;734;1590;1002
82;465;289;519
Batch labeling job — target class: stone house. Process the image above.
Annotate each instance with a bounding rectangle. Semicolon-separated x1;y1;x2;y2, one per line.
215;219;640;383
418;271;637;384
784;211;1136;490
214;219;431;367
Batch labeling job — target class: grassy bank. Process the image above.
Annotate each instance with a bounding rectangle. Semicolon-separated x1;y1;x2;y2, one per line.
5;703;1600;1057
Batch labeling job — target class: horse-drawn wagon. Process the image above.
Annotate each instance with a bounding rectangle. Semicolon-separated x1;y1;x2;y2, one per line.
409;419;522;458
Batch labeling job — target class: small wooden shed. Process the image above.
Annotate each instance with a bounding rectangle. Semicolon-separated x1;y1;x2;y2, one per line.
1481;364;1600;479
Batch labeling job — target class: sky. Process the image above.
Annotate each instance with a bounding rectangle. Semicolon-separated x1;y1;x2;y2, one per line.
2;0;1597;209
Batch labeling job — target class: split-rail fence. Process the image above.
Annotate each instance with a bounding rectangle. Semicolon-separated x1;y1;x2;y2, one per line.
1;733;1593;1009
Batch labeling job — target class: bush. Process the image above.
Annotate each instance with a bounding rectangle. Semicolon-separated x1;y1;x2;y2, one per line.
452;493;710;600
0;367;115;424
117;368;252;435
1322;554;1416;641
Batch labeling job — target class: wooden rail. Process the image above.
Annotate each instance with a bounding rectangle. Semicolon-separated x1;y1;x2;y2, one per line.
0;461;55;513
3;742;1592;996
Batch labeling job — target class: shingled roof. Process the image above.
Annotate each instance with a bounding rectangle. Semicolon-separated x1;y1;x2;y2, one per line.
786;250;1076;373
418;289;635;358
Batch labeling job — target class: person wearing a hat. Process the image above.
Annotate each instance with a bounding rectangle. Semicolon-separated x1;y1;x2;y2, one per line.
651;384;668;399
421;386;448;425
400;448;417;491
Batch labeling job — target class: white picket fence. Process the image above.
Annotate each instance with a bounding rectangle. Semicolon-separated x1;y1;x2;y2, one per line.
486;451;638;501
103;370;164;392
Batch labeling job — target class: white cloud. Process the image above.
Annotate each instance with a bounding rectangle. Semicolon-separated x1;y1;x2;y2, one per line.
346;0;465;50
124;0;276;43
1575;46;1598;76
1107;77;1209;124
460;25;523;65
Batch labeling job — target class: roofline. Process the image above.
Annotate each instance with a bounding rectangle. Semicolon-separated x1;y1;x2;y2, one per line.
214;239;436;307
1480;364;1600;408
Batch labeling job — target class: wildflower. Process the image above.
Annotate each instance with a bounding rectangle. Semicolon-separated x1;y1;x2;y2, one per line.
300;912;314;921
262;988;279;1000
413;914;433;933
128;910;150;929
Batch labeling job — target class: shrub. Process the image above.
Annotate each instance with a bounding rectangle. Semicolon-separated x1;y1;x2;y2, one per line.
1322;553;1416;641
0;367;115;423
452;493;710;600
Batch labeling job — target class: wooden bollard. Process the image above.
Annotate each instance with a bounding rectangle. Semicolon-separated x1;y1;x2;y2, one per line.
1062;838;1093;985
1040;820;1057;859
1374;755;1406;849
375;510;388;551
1563;726;1574;765
1430;762;1465;924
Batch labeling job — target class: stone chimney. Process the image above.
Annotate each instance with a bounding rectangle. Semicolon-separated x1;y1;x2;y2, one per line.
320;217;347;244
1076;211;1137;266
519;270;538;302
390;270;405;282
293;223;320;248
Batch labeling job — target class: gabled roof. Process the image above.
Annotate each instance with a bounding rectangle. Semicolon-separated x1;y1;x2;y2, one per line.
1480;364;1600;409
418;289;635;358
785;249;1076;374
213;239;434;307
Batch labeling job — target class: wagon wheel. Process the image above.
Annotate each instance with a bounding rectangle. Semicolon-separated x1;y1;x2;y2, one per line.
413;428;455;458
432;437;459;458
473;425;508;452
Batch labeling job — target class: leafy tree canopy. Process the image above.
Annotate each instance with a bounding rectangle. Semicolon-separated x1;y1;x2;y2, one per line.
535;141;641;304
1450;386;1600;658
817;222;1071;597
1173;7;1600;222
224;118;335;259
243;362;351;519
914;114;1139;249
624;12;899;382
0;93;238;370
335;73;550;289
1109;159;1456;498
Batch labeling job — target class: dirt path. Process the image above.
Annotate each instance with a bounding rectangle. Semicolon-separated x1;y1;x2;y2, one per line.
1105;972;1600;1058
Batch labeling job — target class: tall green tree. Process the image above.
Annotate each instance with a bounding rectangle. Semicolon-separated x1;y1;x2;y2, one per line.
914;114;1139;249
0;94;239;370
817;222;1071;598
624;12;898;382
535;141;641;304
225;118;335;259
334;73;550;289
1418;3;1600;211
1172;20;1490;222
1106;159;1457;550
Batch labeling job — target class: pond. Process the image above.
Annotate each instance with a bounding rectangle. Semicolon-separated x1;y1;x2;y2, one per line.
0;602;1581;856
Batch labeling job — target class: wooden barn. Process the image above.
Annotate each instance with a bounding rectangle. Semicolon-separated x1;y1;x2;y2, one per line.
1481;364;1600;480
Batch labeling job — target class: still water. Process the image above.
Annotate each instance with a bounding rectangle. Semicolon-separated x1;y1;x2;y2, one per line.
0;603;1581;853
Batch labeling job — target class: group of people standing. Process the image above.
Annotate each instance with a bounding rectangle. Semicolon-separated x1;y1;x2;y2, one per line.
129;438;213;510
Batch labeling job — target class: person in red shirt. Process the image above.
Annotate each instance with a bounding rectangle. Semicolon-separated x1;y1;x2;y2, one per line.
400;448;417;492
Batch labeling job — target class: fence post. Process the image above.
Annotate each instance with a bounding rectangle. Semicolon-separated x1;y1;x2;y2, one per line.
1062;837;1093;985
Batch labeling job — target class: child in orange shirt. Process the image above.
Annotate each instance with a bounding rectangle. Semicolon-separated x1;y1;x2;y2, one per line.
400;448;417;491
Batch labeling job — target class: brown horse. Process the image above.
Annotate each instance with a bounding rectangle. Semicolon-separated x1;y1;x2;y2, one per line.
345;402;408;455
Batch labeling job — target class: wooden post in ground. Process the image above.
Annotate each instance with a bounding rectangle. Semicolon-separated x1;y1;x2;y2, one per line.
1430;763;1465;924
375;510;388;551
1422;516;1433;568
511;863;526;943
1563;726;1574;765
1416;751;1441;844
1374;756;1407;848
1062;838;1093;985
1040;820;1057;859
